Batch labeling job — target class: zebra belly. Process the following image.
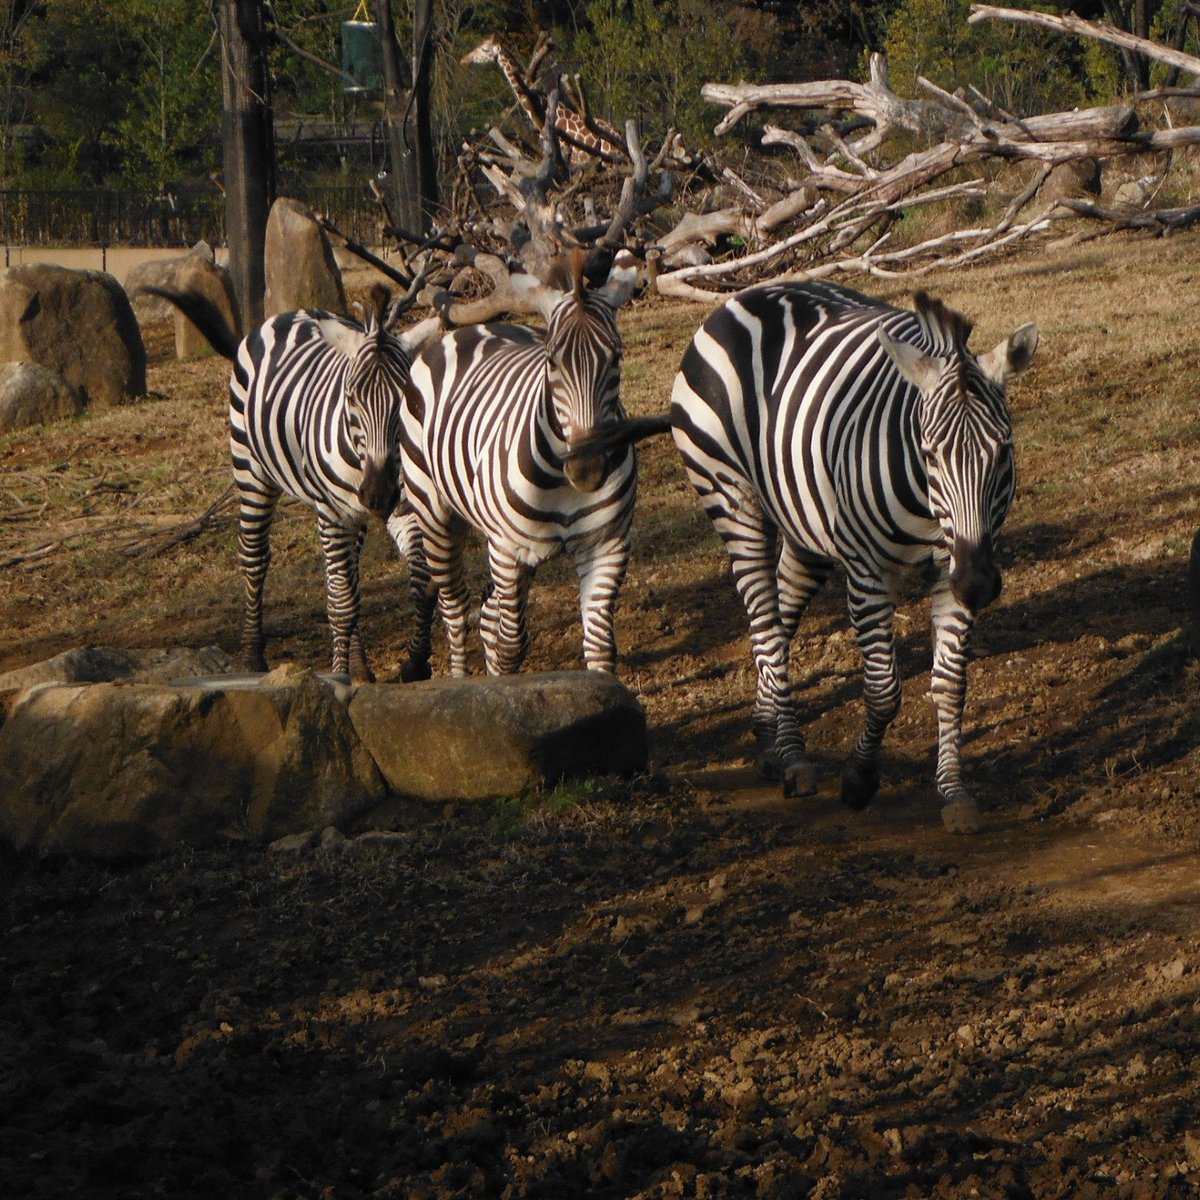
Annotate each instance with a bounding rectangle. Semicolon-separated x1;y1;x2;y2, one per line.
232;410;368;529
438;454;637;567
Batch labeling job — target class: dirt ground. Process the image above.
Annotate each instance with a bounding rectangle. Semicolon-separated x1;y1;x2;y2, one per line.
2;234;1200;1198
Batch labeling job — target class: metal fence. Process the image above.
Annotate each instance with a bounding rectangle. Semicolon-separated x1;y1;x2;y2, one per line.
0;185;385;251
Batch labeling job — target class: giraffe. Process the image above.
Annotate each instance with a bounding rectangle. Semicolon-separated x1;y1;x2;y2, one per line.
462;35;628;165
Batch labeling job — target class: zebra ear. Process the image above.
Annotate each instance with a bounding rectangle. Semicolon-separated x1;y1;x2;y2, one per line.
510;271;566;321
978;322;1039;385
878;329;944;394
315;315;369;358
395;315;443;357
594;249;639;310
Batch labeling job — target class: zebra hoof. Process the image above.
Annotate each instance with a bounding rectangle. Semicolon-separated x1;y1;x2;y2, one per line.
756;748;783;783
400;658;432;683
781;758;817;798
841;761;879;811
941;799;983;835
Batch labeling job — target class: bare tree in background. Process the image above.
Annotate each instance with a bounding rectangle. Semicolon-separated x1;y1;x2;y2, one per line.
373;0;438;235
216;0;275;329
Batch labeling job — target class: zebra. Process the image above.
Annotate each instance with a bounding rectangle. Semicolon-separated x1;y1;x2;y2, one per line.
145;282;441;683
669;282;1038;833
400;250;648;676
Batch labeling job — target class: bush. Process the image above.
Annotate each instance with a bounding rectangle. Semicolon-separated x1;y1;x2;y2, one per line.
883;0;1093;114
568;0;752;146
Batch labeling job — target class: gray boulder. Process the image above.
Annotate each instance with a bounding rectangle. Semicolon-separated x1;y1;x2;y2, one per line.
0;264;146;407
264;196;346;317
0;666;386;861
169;250;241;359
350;671;648;801
0;645;233;695
1042;158;1101;205
0;361;83;434
125;242;240;360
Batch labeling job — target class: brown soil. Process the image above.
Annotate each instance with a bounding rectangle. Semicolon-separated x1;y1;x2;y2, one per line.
2;235;1200;1198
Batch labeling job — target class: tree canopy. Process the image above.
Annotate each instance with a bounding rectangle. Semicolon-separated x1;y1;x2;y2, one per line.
0;0;1193;196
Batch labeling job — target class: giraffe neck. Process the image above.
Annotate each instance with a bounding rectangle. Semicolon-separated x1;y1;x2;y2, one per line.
490;44;544;127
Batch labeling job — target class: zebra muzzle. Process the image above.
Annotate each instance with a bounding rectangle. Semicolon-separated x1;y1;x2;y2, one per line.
950;539;1003;612
564;451;606;493
358;458;401;518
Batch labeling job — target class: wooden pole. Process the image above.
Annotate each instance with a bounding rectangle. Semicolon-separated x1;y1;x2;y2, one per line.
411;0;438;220
217;0;275;330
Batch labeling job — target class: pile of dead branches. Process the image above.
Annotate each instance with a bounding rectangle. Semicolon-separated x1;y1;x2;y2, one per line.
327;7;1200;311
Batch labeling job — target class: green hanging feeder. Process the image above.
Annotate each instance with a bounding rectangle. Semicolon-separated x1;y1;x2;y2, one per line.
342;1;383;98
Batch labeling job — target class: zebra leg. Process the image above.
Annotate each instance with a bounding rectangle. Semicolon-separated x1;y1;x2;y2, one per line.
385;507;434;682
930;577;983;834
842;577;901;811
573;538;630;674
424;513;472;677
777;543;834;643
715;506;815;796
236;480;280;673
479;547;532;675
318;515;373;682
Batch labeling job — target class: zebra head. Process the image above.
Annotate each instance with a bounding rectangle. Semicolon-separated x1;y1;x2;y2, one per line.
517;250;639;492
879;293;1038;613
342;284;441;518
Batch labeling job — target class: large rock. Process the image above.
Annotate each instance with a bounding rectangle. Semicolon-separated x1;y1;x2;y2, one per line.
0;644;233;696
125;242;240;358
169;250;241;359
0;361;83;434
0;650;648;861
1042;158;1100;205
0;667;386;861
264;196;346;317
0;264;146;407
350;672;648;801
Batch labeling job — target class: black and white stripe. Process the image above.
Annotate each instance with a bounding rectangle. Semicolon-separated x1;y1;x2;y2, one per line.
400;252;641;676
149;284;439;682
670;281;1038;832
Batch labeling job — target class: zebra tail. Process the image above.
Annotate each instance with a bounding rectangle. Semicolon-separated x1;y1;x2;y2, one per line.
139;286;242;361
563;414;672;460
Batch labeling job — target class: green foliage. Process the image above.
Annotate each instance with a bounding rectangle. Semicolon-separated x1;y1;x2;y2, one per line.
883;0;1092;113
568;0;751;145
108;0;221;191
1149;0;1200;84
11;0;219;189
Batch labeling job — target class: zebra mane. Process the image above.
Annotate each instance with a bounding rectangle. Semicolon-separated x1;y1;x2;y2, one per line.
913;291;973;356
364;283;390;334
571;248;587;304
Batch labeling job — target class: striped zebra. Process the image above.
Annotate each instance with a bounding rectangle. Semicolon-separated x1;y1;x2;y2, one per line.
400;251;645;676
146;283;440;683
670;282;1038;832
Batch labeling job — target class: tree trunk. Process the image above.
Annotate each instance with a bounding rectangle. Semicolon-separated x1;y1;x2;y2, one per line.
373;0;437;236
217;0;274;331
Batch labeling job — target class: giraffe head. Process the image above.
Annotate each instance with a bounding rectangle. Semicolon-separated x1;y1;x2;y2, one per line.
461;36;505;67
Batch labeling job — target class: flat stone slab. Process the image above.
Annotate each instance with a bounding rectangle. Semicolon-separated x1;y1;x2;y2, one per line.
0;669;385;861
350;671;648;802
0;651;649;860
